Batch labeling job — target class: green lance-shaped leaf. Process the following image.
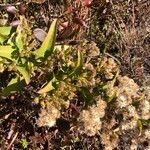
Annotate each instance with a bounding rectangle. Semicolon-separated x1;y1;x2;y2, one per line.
16;65;30;84
0;45;15;61
69;50;83;76
35;19;58;60
37;77;57;94
0;26;12;44
1;76;25;96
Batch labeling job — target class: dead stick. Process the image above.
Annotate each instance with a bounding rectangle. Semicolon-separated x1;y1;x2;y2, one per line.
7;132;18;150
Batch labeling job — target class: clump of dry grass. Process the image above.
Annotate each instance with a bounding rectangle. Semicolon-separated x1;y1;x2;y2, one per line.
91;0;150;84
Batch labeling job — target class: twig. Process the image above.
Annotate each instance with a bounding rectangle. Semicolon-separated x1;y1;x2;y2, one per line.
6;132;18;150
104;52;121;66
0;3;21;7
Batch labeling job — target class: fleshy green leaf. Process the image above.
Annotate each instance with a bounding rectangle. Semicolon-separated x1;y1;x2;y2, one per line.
35;19;58;60
0;45;15;61
69;50;83;76
16;65;30;84
37;77;57;94
1;76;25;96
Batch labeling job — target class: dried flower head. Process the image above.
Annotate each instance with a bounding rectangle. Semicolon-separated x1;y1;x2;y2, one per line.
116;93;130;108
117;76;139;96
78;97;107;136
144;129;150;140
126;105;139;119
101;131;118;150
139;99;150;120
116;76;139;108
99;57;118;79
88;41;100;57
36;102;60;127
130;139;138;150
121;119;137;131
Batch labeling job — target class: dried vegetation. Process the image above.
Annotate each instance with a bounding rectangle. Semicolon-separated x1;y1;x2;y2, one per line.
0;0;149;149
